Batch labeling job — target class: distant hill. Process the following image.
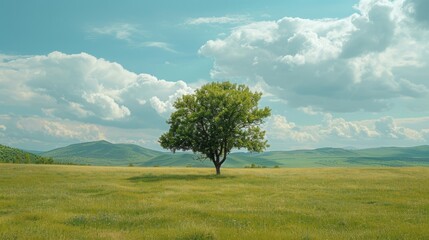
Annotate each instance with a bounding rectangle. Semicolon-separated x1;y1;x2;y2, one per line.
0;144;53;164
41;140;162;166
38;141;429;168
247;146;429;167
350;145;429;166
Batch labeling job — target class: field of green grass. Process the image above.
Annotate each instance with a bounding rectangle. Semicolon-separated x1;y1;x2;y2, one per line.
1;164;428;239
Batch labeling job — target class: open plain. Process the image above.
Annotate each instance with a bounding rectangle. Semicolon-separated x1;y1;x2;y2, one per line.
1;164;428;239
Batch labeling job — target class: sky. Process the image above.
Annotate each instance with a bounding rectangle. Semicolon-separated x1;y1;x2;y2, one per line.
1;0;429;151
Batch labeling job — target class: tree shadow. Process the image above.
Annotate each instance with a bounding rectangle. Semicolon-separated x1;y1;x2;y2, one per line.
127;174;235;183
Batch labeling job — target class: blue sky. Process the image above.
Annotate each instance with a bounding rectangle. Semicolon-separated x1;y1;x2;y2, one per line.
1;0;358;82
1;0;429;151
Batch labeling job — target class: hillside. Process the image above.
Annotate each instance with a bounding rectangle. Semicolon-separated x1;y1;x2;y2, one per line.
245;146;429;167
350;145;429;166
38;141;429;168
41;140;162;166
0;144;53;164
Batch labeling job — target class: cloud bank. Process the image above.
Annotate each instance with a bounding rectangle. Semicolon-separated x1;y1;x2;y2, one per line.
0;51;193;149
266;113;429;150
0;51;192;123
200;0;429;112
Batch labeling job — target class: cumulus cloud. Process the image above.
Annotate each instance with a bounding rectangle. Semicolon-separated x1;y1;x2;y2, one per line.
265;113;428;149
16;117;105;141
200;0;429;112
0;115;106;150
0;51;193;126
83;93;131;120
375;116;423;140
267;115;317;143
321;114;377;138
150;96;168;114
267;114;377;143
341;2;395;58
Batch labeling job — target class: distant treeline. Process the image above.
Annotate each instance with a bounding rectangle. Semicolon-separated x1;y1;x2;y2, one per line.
0;144;54;164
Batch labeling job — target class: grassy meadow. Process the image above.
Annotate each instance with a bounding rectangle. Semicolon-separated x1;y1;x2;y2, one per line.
0;164;428;239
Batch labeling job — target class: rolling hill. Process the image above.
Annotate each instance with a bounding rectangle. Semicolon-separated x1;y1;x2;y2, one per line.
253;146;429;167
41;140;162;166
37;140;429;168
0;144;53;164
349;145;429;166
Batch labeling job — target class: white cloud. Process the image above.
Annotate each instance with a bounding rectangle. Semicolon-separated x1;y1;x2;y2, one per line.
374;116;424;140
82;92;130;120
137;99;147;106
68;102;93;118
0;125;6;131
90;24;176;52
299;106;321;116
147;81;194;115
15;117;105;141
186;16;249;25
150;96;168;114
266;115;317;143
200;0;429;112
0;51;193;125
321;113;377;139
91;23;139;41
265;113;428;149
140;42;177;53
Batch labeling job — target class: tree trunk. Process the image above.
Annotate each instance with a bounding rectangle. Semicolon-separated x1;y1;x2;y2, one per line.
215;164;221;175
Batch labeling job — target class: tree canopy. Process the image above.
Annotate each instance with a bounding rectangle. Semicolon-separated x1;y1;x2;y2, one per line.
159;81;271;174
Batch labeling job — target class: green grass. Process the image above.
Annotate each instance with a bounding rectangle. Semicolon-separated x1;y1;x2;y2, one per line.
1;164;428;239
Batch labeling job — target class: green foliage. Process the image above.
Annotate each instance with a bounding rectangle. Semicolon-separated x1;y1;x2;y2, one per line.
244;163;266;168
159;82;271;174
0;144;53;164
1;164;428;239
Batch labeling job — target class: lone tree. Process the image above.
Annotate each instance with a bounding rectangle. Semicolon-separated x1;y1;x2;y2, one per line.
159;81;271;175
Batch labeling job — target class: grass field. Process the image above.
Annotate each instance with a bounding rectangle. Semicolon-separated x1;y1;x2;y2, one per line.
0;164;428;239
